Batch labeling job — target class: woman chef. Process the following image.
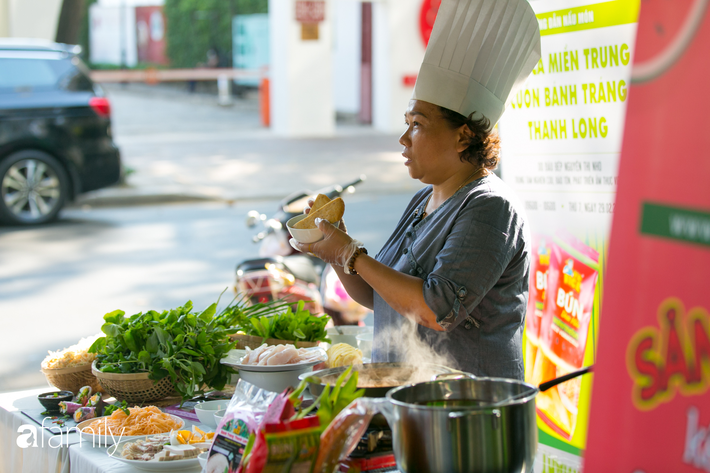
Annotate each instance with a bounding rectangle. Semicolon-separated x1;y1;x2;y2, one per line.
291;0;541;379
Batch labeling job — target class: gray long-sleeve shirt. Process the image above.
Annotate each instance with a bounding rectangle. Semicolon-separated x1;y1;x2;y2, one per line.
372;173;530;379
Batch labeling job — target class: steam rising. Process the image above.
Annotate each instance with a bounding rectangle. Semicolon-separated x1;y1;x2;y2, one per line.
371;317;458;383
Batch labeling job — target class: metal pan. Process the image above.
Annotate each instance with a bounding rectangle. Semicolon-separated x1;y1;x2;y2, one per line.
298;362;459;398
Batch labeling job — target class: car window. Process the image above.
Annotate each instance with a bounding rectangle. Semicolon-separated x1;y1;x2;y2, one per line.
0;58;58;89
0;56;92;93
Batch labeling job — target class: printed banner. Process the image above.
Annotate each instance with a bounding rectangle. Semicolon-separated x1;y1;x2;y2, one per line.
584;0;710;470
499;0;640;466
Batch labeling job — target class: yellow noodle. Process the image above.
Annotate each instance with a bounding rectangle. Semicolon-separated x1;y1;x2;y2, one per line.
87;406;181;436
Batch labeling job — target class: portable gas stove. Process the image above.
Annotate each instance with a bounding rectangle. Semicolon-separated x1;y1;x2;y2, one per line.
339;426;398;473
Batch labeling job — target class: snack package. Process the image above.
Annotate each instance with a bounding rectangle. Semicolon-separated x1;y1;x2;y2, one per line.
535;233;599;439
243;390;298;473
204;379;278;473
525;234;551;346
539;234;599;370
313;398;380;473
246;416;321;473
524;235;551;384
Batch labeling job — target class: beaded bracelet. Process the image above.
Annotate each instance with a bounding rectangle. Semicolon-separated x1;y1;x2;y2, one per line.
344;247;368;275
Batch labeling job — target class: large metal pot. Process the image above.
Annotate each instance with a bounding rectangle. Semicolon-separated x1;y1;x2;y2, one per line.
381;375;538;473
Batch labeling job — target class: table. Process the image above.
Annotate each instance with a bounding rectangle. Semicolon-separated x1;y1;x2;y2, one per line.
0;388;75;473
0;389;204;473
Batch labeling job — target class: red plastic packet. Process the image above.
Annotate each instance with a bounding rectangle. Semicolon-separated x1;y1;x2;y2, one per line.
247;416;321;473
205;380;278;473
539;234;599;370
526;234;551;346
242;389;298;473
314;398;381;473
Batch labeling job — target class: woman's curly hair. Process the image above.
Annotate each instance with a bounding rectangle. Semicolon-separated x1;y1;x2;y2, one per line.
437;106;501;171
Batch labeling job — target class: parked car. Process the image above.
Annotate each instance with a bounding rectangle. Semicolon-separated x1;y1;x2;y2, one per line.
0;39;121;225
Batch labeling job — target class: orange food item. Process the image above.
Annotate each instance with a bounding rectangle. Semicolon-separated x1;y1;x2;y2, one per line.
86;406;182;436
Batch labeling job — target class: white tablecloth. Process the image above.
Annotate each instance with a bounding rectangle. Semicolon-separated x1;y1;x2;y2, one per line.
0;389;203;473
68;440;202;473
0;388;78;473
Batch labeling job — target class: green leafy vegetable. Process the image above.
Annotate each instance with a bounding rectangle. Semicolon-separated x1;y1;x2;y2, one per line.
103;400;130;417
89;300;241;402
224;300;331;344
290;366;365;427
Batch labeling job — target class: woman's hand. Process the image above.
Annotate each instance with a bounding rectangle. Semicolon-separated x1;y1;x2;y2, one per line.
289;219;360;267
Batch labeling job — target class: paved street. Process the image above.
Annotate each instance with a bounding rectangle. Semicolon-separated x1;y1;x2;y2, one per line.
0;84;421;392
79;83;423;205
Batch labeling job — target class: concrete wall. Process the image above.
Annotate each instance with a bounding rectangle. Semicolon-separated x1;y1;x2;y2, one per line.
332;0;361;115
270;0;335;137
2;0;63;40
97;0;163;6
0;0;9;37
372;0;427;133
88;0;163;66
89;3;138;66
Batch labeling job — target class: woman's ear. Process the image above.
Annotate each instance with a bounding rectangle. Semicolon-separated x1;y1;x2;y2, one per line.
455;124;474;154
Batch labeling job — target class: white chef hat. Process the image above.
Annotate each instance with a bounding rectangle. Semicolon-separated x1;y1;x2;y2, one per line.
413;0;541;125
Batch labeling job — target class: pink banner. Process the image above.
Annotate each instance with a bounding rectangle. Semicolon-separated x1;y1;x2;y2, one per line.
585;0;710;471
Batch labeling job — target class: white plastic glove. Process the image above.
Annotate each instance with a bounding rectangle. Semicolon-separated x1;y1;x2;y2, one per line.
289;218;362;267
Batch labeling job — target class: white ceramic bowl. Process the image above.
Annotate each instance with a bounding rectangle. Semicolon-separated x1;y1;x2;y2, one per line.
214;408;226;428
327;326;372;348
197;452;209;469
286;214;339;244
194;400;228;428
237;363;319;393
356;332;373;359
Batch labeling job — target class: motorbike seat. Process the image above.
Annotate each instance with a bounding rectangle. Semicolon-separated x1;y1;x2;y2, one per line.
236;257;282;274
236;255;322;287
281;255;322;286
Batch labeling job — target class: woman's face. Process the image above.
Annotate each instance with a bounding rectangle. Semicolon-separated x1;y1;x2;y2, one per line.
399;100;466;185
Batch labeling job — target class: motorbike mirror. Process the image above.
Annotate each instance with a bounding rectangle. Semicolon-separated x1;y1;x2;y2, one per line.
246;210;264;228
253;232;266;243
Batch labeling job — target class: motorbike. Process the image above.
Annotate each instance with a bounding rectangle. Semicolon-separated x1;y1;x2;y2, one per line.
235;176;370;326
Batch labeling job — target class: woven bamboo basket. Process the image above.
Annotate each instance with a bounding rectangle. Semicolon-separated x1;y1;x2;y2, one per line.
91;361;176;404
41;363;103;395
230;333;320;350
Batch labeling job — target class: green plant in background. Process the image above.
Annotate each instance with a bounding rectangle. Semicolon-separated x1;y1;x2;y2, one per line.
78;0;99;63
78;0;266;68
225;300;332;344
164;0;267;68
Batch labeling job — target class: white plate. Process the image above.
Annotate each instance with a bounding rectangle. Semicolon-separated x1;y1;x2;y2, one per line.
221;346;326;372
227;358;324;372
77;414;185;446
107;438;209;471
